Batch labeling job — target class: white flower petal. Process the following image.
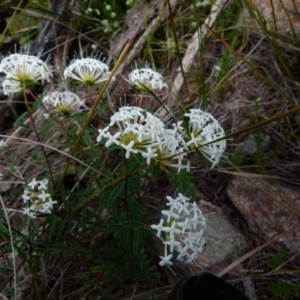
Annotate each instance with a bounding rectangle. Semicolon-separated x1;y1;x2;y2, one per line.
64;58;112;84
128;66;167;90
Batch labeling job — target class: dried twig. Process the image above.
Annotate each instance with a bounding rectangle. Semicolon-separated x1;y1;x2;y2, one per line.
217;228;300;277
108;0;178;93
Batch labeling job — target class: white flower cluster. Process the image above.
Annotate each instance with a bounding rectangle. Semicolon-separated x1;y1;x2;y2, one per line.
22;178;57;219
151;193;206;266
185;109;226;168
97;107;226;169
64;57;112;86
0;139;7;149
0;53;52;95
97;106;188;171
128;65;167;91
43;91;88;115
0;53;113;95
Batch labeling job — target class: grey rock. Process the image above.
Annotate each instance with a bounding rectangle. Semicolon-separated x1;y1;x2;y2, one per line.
227;177;300;252
191;201;249;275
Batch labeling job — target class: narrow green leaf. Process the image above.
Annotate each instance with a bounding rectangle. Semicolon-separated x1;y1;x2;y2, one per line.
133;152;145;166
127;177;136;196
108;221;144;229
119;221;144;228
133;229;140;254
13;111;30;129
168;169;196;200
107;181;124;207
0;223;8;236
268;282;300;297
49;215;59;239
269;250;289;271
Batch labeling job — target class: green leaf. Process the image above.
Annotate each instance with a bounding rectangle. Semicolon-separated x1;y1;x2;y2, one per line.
28;225;39;241
14;111;31;129
0;223;8;236
269;250;289;270
4;287;15;297
133;229;140;254
129;154;144;172
32;94;44;110
133;152;145;165
127;176;138;196
107;181;124;207
168;169;196;200
49;215;60;239
107;143;122;152
119;221;144;228
268;282;300;297
108;221;145;230
228;152;244;166
152;165;162;178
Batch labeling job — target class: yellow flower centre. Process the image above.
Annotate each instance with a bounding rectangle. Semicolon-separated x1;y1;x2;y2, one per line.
56;105;72;116
80;75;99;86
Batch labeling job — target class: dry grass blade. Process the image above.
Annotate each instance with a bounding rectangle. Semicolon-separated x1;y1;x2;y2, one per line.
0;195;17;300
170;0;228;101
218;169;297;181
217;228;300;278
1;0;300;299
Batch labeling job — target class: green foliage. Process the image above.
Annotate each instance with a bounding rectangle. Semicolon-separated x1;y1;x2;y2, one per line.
247;99;267;174
168;168;197;200
107;181;125;207
268;282;300;298
216;31;238;92
267;251;300;298
1;0;300;299
227;152;244;167
266;124;300;165
269;250;290;271
215;0;242;31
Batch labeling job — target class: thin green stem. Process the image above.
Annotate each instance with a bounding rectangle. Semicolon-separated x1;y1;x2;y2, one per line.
0;195;17;300
69;164;147;216
23;88;55;187
54;9;154;194
124;158;130;221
